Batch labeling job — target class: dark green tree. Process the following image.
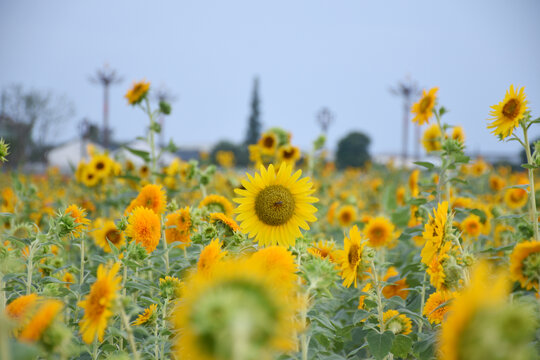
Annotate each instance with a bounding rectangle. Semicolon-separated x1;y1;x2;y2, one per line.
336;131;371;169
244;77;262;145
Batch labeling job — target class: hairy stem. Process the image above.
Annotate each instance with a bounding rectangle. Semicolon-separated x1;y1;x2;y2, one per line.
120;305;141;360
522;123;539;240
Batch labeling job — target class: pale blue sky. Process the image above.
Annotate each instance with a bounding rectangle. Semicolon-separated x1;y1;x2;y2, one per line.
1;0;539;156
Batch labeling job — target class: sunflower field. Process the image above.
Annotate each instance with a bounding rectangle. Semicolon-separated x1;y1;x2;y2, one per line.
0;82;539;360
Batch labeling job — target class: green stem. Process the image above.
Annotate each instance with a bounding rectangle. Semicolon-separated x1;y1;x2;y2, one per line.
154;319;159;359
0;314;11;360
371;262;385;333
145;97;157;182
418;272;427;333
79;239;85;287
160;299;169;358
161;215;169;274
0;273;5;311
26;243;34;295
522;123;539;240
92;338;98;360
120;305;141;360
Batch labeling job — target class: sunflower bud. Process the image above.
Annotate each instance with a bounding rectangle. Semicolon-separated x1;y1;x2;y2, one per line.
0;138;9;163
159;101;171;115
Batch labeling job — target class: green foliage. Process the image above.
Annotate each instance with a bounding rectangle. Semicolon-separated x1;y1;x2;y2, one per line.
335;131;371;169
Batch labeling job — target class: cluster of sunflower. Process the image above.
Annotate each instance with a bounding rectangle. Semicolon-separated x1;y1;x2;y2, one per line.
0;80;539;360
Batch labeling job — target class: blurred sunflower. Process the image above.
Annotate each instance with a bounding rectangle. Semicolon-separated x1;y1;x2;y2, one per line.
132;304;157;326
79;263;122;344
422;124;442;152
210;212;241;233
411;87;438;125
337;205;357;227
382;309;412;335
19;299;63;342
125;184;167;215
504;186;528;209
5;293;40;322
307;240;336;261
421;202;449;266
251;246;297;288
258;132;278;155
510;240;540;291
165;207;192;248
197;239;227;277
335;225;368;288
93;220;125;253
125;206;161;253
382;266;408;300
171;258;300;360
460;214;483;239
89;154;113;179
199;194;234;217
363;216;396;248
277;145;301;165
125;80;150;105
64;204;90;237
487;85;528;139
233;163;318;247
423;290;455;324
451;126;465;143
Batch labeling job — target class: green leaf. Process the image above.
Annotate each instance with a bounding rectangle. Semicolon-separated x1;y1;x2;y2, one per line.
521;164;538;169
367;331;395;360
123;146;150;162
391;334;413;358
413;161;434;170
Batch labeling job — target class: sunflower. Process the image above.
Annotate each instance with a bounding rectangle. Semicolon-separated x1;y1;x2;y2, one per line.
171;258;300;360
510;240;540;291
197;239;227;277
210;212;241;233
421;202;449;266
337;205;357;227
62;272;75;288
487;85;528;139
504;187;528;209
125;80;150;105
64;204;91;237
199;194;234;217
423;290;455;324
159;276;183;298
358;282;372;310
251;246;298;288
139;164;150;178
125;184;167;215
422;124;442;152
233;163;318;247
258;132;278;155
307;240;336;261
460;214;483;239
363;216;396;248
382;310;412;335
439;262;511;360
125;206;161;253
216;150;235;168
19;299;63;342
5;294;40;321
93;220;125;253
411;87;439;125
409;169;420;197
451;126;465;143
78;262;122;344
81;167;100;187
89;154;112;179
165;207;192;248
335;225;368;288
382;267;408;300
277;145;301;165
1;187;16;212
396;186;406;206
132;304;157;326
326;201;339;225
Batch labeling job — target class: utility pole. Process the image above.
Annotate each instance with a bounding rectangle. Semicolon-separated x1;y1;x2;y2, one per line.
90;64;122;150
316;107;335;135
154;86;177;148
390;77;420;164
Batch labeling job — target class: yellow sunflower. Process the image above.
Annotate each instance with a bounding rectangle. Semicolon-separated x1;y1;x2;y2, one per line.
125;80;150;105
411;87;439;125
423;290;455;324
421;202;449;266
171;258;300;360
5;293;40;322
125;184;167;215
337;205;357;227
89;154;113;179
382;309;412;335
233;163;318;247
79;262;122;344
335;225;368;288
197;239;227;277
307;240;336;261
210;212;241;233
64;204;91;237
277;145;301;165
363;216;396;248
132;304;157;326
92;220;125;253
487;85;528;139
460;214;483;239
358;282;372;310
81;167;100;187
199;194;234;217
62;272;75;288
451;126;465;143
510;240;540;291
251;246;298;288
382;266;408;300
125;206;161;253
258;132;278;155
165;207;192;248
409;169;420;197
504;186;528;209
422;124;442;152
19;299;63;342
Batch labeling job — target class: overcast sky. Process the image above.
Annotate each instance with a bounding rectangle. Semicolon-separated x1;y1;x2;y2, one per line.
1;0;539;157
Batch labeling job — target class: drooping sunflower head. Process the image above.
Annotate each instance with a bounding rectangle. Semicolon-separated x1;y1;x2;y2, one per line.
93;220;125;253
364;216;396;248
172;258;300;360
382;309;412;335
18;299;63;342
125;206;161;253
509;240;540;291
451;125;465;143
422;124;442;152
488;85;528;139
165;207;192;248
125;184;167;215
78;262;122;344
5;293;41;323
411;87;439;125
199;194;234;217
125;80;150;105
307;240;336;261
234;163;318;247
210;212;241;234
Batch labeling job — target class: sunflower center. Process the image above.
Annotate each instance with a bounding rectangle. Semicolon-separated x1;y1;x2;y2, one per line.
340;212;351;223
502;99;520;119
263;136;275;149
96;161;105;170
255;185;295;226
419;96;433;112
105;229;121;245
283;149;295;159
348;244;360;265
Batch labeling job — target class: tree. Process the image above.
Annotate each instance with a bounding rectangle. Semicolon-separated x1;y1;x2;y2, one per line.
244;77;262;146
336;131;371;169
210;140;248;167
0;84;74;167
